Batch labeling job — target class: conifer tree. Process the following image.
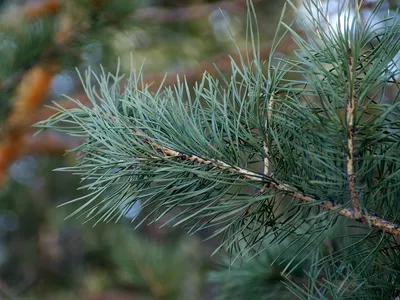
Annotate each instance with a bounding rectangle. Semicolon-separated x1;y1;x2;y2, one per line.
39;0;400;298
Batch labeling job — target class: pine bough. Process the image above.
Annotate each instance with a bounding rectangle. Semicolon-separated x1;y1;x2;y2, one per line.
38;1;400;298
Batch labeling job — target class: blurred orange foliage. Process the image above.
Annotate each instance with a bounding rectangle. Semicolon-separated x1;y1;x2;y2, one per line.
0;65;57;184
24;0;61;20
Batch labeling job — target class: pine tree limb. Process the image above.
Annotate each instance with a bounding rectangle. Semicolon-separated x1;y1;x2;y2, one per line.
136;130;400;236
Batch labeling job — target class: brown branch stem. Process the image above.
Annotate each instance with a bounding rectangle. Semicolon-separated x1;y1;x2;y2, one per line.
135;132;400;236
347;48;360;218
246;91;275;217
263;92;275;176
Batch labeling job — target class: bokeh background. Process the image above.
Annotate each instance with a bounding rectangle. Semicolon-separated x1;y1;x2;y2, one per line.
0;0;398;299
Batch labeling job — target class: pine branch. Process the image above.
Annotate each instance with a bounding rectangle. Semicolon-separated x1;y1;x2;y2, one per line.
0;0;286;183
0;2;74;178
36;0;400;238
22;35;297;167
36;2;400;297
130;129;400;236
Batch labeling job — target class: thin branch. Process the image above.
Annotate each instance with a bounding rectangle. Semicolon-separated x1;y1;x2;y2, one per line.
263;92;275;176
133;131;400;236
346;47;360;218
244;90;275;217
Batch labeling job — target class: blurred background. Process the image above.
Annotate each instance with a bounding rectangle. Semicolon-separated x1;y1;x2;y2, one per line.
0;0;398;299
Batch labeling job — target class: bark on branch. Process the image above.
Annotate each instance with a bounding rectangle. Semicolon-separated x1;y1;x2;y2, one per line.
134;132;400;236
346;48;361;218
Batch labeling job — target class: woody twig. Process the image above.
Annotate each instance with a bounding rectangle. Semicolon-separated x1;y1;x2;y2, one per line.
133;132;400;236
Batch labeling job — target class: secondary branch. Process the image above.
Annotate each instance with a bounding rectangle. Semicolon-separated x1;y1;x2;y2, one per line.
263;92;275;176
138;133;400;236
346;48;360;218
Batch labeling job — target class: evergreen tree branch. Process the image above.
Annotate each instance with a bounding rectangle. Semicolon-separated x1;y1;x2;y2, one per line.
35;2;400;297
36;0;400;239
0;0;292;183
0;16;78;182
132;129;400;236
1;14;302;187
